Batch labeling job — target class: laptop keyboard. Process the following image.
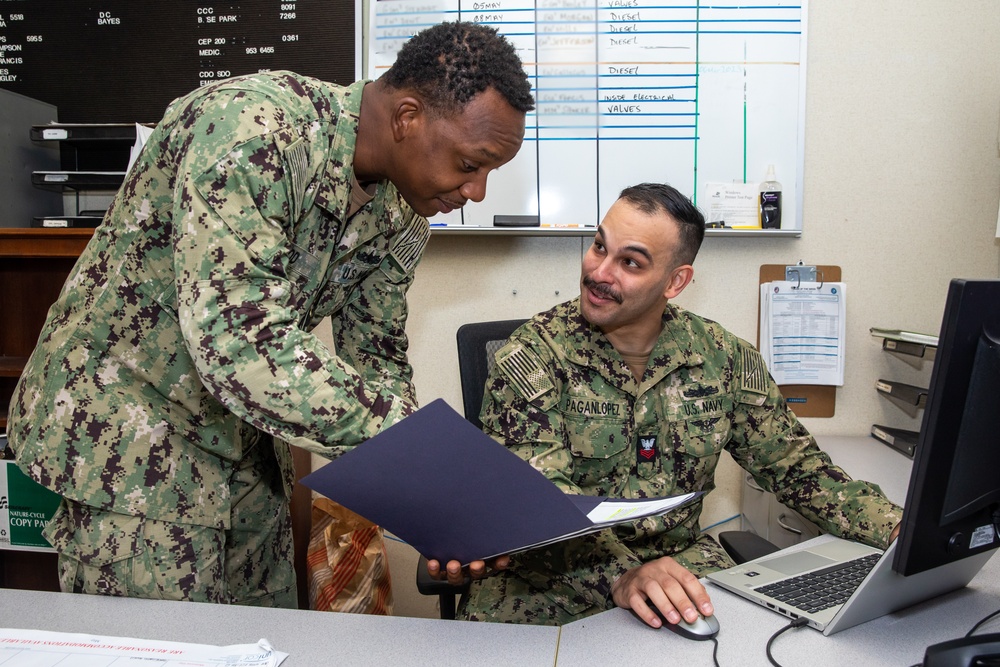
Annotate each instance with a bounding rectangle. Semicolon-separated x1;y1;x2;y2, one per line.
753;553;882;614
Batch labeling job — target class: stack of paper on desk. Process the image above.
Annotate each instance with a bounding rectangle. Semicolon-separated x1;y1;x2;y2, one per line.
302;399;698;565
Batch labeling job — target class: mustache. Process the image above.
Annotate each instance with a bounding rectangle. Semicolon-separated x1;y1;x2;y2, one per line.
583;275;623;303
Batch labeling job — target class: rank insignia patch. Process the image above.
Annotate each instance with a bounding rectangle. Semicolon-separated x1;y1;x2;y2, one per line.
637;435;658;464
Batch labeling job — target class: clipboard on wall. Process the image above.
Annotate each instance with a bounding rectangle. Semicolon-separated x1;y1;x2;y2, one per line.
758;264;842;418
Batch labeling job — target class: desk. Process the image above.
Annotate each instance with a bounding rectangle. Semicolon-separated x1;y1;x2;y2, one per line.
0;588;559;666
558;554;999;667
4;557;996;667
559;435;999;665
1;437;994;666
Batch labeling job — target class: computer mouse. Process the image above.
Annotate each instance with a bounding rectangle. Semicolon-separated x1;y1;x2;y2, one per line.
654;607;721;641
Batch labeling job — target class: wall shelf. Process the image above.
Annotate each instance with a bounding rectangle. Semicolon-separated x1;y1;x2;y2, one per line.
869;332;935;459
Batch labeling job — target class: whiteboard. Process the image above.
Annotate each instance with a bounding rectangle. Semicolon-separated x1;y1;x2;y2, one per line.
368;1;807;233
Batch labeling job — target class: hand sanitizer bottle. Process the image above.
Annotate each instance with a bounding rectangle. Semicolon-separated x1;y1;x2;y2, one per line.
759;165;782;229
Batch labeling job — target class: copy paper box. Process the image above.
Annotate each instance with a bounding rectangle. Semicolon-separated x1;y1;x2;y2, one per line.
0;461;60;552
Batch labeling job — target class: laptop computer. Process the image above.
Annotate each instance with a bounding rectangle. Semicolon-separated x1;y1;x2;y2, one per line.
705;535;994;635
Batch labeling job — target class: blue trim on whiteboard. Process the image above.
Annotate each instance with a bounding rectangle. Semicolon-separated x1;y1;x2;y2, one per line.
522;137;699;141
550;82;696;87
597;119;694;123
535;102;698;106
536;76;692;81
373;5;802;16
598;75;695;81
376;30;801;41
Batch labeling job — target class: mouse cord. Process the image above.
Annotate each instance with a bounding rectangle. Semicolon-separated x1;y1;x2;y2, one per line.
708;636;721;667
901;607;1000;667
765;617;809;667
966;607;1000;638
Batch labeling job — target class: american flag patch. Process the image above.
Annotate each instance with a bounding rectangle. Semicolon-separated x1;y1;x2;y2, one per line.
496;345;554;402
283;139;309;215
741;347;769;395
390;219;430;273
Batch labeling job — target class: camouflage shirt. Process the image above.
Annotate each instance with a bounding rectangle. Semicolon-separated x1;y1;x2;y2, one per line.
479;298;902;607
7;73;429;529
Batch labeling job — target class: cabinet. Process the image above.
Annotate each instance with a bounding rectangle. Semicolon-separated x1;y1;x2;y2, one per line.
869;330;937;458
738;434;916;550
0;227;93;592
739;473;822;550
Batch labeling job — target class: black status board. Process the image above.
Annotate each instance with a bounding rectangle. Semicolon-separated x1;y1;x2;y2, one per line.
0;2;355;124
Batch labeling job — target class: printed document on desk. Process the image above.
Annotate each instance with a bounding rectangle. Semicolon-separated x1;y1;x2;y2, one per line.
0;629;286;666
759;280;846;386
301;399;699;565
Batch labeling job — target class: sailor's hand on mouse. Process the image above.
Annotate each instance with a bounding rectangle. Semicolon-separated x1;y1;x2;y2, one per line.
611;556;714;629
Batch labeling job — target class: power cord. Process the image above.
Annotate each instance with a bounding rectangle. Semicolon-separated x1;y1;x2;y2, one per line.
765;617;810;667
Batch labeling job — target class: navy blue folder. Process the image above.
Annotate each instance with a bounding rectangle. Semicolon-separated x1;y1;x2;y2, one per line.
301;399;697;565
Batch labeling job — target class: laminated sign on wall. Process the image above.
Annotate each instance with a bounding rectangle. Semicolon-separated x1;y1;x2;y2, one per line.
757;264;844;418
759;280;847;386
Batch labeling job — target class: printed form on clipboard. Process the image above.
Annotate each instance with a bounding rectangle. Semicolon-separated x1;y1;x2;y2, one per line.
759;280;847;386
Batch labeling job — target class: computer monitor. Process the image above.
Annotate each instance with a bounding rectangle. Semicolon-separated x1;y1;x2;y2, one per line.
893;279;1000;576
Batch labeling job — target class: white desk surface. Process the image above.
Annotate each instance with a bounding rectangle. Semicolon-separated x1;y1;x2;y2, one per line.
0;588;559;667
559;435;999;666
1;436;995;666
559;542;1000;666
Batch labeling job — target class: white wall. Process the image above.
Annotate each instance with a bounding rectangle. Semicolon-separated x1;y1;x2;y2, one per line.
322;1;1000;618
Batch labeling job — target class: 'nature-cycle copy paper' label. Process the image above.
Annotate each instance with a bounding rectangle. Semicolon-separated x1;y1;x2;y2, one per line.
0;461;60;551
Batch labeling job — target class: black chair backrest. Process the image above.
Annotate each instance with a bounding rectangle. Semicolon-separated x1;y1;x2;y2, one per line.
456;319;528;430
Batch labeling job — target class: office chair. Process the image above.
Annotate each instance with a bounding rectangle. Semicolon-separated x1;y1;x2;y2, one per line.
717;530;780;563
415;318;528;619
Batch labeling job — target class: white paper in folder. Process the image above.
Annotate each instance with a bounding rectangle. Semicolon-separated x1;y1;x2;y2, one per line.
759;280;846;386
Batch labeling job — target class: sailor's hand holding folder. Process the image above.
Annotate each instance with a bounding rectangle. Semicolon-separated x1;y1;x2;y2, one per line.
425;555;512;586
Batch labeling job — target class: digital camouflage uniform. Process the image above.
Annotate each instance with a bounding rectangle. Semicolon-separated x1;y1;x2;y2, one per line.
7;72;428;606
459;299;903;625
